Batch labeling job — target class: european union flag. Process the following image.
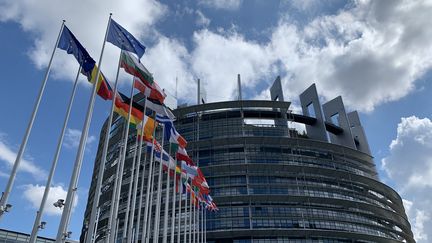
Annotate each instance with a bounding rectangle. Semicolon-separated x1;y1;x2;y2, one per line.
57;26;96;75
107;19;146;59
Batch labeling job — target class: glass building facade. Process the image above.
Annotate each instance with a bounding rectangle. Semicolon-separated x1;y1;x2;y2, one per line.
81;84;415;243
170;94;415;243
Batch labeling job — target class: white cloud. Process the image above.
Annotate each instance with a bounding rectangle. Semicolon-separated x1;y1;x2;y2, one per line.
382;116;432;242
196;10;210;27
0;134;46;179
0;0;167;86
22;184;78;216
199;0;243;10
64;128;96;149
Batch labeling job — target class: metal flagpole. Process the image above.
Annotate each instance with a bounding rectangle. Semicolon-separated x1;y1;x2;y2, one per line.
29;65;81;243
56;14;112;242
170;158;177;243
105;144;122;243
87;51;123;243
128;97;147;243
145;172;155;243
176;176;182;243
162;145;172;243
109;77;136;243
153;125;166;243
201;205;204;243
0;20;65;220
182;181;187;243
141;121;158;243
122;133;140;241
188;191;192;243
204;206;207;242
193;199;196;243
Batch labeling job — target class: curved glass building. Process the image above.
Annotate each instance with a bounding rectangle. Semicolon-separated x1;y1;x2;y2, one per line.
81;79;415;243
171;81;415;243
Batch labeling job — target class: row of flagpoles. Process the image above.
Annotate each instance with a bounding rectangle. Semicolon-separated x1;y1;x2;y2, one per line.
0;13;217;243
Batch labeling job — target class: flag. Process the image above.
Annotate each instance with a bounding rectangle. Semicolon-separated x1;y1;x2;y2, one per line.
156;114;187;148
136;115;157;140
120;51;154;85
86;66;113;100
146;98;175;120
181;161;198;178
57;26;95;75
120;51;166;103
114;94;144;127
107;19;146;58
134;78;166;104
177;147;194;165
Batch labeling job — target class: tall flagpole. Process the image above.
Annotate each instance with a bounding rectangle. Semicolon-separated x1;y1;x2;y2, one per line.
145;169;155;243
0;20;65;220
176;176;182;243
170;158;177;243
122;132;140;241
193;198;196;243
128;97;147;243
109;77;136;243
135;114;155;243
29;65;81;243
86;51;123;243
141;120;157;243
188;190;192;243
162;145;172;243
183;184;188;243
56;14;112;243
153;125;166;243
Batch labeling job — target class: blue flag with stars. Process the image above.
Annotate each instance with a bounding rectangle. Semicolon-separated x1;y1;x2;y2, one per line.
107;19;146;59
57;25;96;75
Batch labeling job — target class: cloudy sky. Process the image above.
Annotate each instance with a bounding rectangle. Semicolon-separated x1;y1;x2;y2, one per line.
0;0;431;241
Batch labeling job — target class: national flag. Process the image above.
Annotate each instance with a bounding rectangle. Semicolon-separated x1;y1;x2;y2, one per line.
176;147;194;165
156;114;187;148
134;78;166;104
86;66;113;100
120;51;166;103
136;115;157;141
146;98;175;120
57;26;95;75
114;94;145;127
181;161;198;178
107;19;146;58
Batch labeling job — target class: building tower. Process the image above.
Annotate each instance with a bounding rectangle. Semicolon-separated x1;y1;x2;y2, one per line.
81;79;415;243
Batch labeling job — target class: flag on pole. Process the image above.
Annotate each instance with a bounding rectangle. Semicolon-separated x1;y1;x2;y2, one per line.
114;95;142;126
181;161;198;178
136;115;157;141
120;51;166;103
134;78;166;103
107;19;146;58
146;98;175;120
86;66;113;100
176;147;194;165
156;114;187;148
57;26;113;100
57;25;95;75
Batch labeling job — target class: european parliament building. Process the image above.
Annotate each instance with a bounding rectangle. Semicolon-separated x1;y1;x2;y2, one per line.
81;77;415;243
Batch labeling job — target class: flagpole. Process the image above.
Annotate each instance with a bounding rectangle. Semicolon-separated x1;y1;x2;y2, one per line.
153;125;166;243
109;77;136;243
162;144;172;243
29;65;81;243
56;14;112;243
193;198;196;243
183;180;187;243
0;20;65;220
201;205;204;243
122;131;140;241
104;139;123;243
142;119;158;243
169;158;177;243
204;207;206;243
86;51;123;243
145;171;155;243
188;190;192;243
128;96;147;243
176;176;182;243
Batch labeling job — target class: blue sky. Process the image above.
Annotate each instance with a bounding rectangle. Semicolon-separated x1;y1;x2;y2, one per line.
0;0;432;241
